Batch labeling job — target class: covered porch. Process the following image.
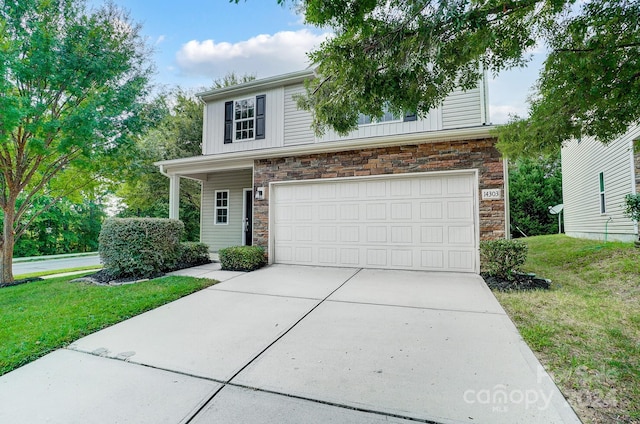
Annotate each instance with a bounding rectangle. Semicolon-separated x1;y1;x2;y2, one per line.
156;155;254;252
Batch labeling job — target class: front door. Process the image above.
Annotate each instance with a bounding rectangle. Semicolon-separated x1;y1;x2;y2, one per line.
243;189;253;246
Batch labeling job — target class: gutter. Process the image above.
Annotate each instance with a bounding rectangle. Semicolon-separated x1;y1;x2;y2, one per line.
198;69;314;102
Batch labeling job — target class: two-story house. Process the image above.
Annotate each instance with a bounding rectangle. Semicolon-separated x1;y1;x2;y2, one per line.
156;69;507;273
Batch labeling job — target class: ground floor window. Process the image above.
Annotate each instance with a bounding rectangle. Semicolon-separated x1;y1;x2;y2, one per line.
599;172;606;214
215;190;229;224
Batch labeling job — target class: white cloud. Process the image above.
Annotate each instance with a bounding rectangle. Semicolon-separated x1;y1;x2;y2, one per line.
490;104;528;125
155;35;166;45
175;29;331;79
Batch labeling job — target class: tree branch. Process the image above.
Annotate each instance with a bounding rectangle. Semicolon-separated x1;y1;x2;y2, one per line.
556;42;640;53
14;173;100;240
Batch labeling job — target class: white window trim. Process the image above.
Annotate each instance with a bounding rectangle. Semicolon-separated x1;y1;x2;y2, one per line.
215;190;230;225
234;97;256;142
599;172;606;214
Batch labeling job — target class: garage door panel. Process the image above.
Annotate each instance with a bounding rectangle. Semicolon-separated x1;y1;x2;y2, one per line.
421;250;445;269
448;226;474;244
448;250;475;270
447;175;474;195
276;226;293;241
390;179;412;196
273;173;478;272
391;226;413;244
391;203;412;220
421;201;443;219
447;200;474;219
339;204;359;220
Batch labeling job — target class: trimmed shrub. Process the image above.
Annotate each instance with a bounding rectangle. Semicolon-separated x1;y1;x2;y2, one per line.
480;239;528;281
219;246;266;271
99;218;184;279
178;242;211;268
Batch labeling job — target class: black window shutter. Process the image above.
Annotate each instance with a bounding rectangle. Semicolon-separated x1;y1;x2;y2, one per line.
255;94;266;139
224;101;233;144
403;110;417;122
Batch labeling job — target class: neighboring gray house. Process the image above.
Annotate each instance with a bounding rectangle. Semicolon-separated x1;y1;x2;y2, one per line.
156;69;508;273
561;125;640;242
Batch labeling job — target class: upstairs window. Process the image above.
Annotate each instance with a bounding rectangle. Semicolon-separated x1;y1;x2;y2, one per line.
357;104;416;126
234;98;255;140
224;95;265;144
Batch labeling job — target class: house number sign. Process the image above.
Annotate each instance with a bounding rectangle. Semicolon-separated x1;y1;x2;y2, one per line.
481;189;501;200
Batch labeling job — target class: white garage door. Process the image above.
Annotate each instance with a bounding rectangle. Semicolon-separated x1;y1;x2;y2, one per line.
271;172;478;272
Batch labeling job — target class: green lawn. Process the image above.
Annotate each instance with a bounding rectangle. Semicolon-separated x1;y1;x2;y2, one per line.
0;274;216;376
494;235;639;424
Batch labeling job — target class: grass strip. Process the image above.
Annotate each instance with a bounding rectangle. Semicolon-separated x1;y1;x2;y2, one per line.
494;235;639;423
14;265;103;280
0;274;216;376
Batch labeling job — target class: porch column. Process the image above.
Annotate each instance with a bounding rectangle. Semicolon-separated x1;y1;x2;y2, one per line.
169;174;180;220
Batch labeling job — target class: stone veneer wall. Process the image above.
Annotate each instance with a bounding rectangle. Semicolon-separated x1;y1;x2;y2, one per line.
252;137;505;249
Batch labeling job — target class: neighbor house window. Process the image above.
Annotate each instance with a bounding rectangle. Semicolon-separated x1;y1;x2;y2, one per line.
215;190;229;225
599;172;606;214
224;95;266;144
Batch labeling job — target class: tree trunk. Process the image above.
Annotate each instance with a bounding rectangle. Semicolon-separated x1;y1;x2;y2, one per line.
1;206;16;284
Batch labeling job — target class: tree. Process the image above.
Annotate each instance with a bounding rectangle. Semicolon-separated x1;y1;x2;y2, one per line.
118;74;257;241
496;1;640;157
116;90;204;241
0;0;151;283
12;195;107;256
239;1;639;156
508;155;563;237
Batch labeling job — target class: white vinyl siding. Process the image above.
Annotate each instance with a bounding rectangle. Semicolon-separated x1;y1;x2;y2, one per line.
283;84;314;146
214;190;230;224
442;87;483;129
201;169;253;251
203;87;284;155
270;172;478;272
317;109;441;143
203;80;486;154
561;125;640;241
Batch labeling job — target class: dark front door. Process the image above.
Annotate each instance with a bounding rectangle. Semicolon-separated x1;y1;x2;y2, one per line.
244;190;253;246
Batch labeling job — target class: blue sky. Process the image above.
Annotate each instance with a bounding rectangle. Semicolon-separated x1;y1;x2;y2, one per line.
101;0;546;124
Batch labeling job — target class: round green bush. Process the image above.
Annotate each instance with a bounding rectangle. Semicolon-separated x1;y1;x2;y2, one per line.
218;246;266;271
99;218;184;279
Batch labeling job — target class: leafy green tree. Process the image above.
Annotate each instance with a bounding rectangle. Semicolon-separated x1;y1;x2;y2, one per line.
239;1;639;156
117;89;205;241
12;195;106;256
0;0;151;283
509;155;563;237
118;74;257;241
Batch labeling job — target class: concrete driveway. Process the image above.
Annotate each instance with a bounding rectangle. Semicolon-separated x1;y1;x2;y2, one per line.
0;264;581;424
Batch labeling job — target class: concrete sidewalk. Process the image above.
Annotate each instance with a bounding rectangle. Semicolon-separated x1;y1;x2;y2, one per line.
0;264;581;424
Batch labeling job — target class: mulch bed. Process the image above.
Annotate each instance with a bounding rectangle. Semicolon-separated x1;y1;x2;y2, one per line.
481;272;551;292
0;277;43;289
73;259;212;286
72;269;162;286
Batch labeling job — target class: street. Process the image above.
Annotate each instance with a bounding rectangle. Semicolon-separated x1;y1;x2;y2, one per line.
13;255;101;276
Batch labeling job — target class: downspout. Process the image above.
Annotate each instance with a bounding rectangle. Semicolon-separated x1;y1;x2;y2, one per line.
605;216;613;243
503;157;511;240
630;139;638;237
